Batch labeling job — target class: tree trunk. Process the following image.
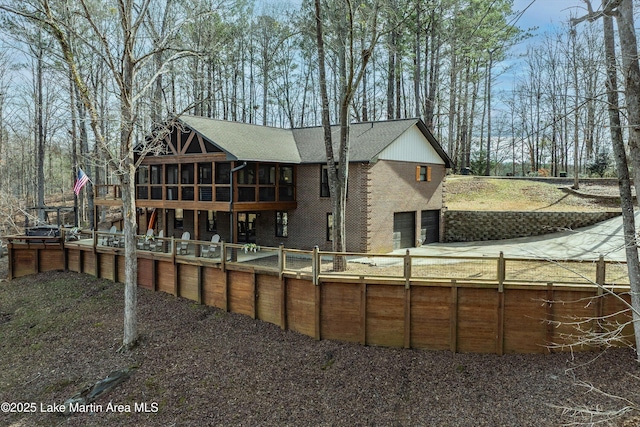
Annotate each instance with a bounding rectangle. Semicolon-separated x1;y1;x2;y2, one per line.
485;50;495;176
121;169;138;350
120;0;138;351
603;10;640;361
571;26;580;189
36;43;45;222
386;30;395;119
616;0;640;197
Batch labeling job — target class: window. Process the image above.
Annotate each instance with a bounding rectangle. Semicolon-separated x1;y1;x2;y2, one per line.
181;164;194;184
238;187;256;201
326;213;333;242
198;163;212;184
215;162;231;184
174;208;184;229
166;165;179;184
215;187;230;202
237;162;256;185
150;165;162;184
137;186;148;199
137;165;149;184
167;186;178;200
259;187;276;201
279;165;294;184
276;212;288;237
279;165;295;201
321;165;347;198
259;164;276;185
320;165;330;197
416;165;432;182
181;187;194;200
136;165;149;199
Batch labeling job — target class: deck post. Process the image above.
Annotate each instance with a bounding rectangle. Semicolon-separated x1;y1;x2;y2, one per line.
314;284;321;340
312;246;319;285
360;280;367;345
7;241;13;280
404;249;411;289
404;286;411;348
197;265;203;305
221;242;227;272
497;251;505;287
497;252;505;355
546;283;554;353
62;232;68;273
595;255;605;339
280;275;287;330
450;279;458;353
278;244;285;279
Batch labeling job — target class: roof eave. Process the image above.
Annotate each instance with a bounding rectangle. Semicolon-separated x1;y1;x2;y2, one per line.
414;119;454;169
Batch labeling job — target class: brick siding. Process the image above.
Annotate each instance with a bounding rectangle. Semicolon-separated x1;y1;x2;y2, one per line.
368;160;445;252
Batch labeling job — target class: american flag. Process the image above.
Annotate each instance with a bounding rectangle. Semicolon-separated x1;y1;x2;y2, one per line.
73;168;90;195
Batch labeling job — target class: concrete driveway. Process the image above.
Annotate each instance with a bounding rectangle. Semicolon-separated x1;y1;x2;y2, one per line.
400;212;637;261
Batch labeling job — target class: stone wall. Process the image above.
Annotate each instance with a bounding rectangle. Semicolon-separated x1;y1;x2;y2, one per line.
443;210;621;242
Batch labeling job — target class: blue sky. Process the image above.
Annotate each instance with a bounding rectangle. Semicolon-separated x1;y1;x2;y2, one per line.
513;0;587;32
495;1;589;100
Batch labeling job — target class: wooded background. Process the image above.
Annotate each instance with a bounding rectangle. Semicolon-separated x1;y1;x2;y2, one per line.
0;0;615;226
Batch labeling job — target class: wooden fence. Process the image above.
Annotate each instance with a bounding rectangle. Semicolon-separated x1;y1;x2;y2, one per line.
5;231;635;354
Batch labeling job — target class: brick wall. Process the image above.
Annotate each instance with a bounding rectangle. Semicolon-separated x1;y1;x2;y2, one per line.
368;160;445;252
273;160;446;253
443;210;621;242
257;163;368;251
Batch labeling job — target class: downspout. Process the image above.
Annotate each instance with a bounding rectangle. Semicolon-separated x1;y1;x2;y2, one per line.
229;162;247;243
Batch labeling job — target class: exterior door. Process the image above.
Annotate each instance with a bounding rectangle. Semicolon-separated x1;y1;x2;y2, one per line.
421;210;440;244
237;213;257;243
393;212;415;249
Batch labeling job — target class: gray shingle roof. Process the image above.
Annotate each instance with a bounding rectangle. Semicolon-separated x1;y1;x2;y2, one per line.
292;119;417;163
177;115;452;167
179;115;301;163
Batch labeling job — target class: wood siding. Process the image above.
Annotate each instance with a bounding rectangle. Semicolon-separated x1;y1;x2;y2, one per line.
8;243;635;355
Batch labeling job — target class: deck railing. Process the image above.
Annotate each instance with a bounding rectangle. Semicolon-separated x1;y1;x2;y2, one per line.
5;227;626;288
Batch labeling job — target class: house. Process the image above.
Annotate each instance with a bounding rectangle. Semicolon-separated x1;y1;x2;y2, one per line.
94;115;453;253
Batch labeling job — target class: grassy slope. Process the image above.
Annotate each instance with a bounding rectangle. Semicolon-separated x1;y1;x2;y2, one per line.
445;177;618;211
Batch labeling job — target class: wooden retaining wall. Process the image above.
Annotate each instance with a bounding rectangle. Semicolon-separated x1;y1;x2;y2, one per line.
6;241;634;354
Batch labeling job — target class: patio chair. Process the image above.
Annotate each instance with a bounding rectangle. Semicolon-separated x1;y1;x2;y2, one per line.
150;230;164;252
200;234;220;258
112;230;123;248
106;225;117;246
179;231;190;255
138;229;153;250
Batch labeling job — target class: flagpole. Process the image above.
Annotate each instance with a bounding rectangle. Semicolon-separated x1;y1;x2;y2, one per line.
73;164;79;227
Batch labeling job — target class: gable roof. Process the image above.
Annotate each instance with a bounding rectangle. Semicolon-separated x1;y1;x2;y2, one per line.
175;115;452;167
292;118;452;167
178;115;301;163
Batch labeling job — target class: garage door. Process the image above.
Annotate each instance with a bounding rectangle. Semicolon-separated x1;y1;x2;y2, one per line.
393;212;415;249
421;210;440;244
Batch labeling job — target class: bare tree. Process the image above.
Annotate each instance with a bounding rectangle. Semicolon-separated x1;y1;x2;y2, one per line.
569;0;640;362
1;0;196;350
313;0;384;269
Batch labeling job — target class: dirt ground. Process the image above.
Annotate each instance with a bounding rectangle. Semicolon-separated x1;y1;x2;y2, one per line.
1;257;639;427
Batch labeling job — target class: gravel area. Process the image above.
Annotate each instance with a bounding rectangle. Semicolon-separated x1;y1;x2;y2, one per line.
574;183;636;198
1;260;639;427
